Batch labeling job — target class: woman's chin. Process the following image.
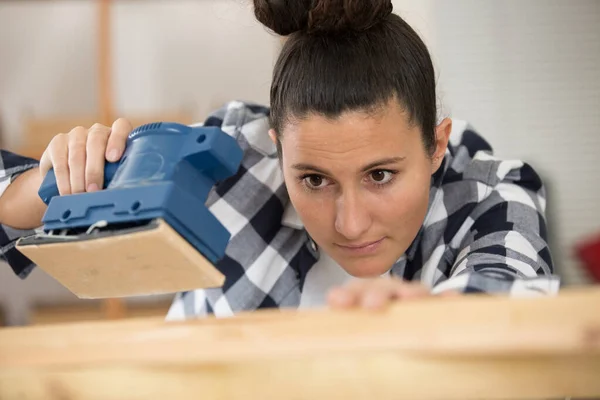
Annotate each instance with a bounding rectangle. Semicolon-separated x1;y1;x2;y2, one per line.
335;255;395;278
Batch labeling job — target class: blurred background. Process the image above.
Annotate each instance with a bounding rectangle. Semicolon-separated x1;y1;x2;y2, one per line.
0;0;598;326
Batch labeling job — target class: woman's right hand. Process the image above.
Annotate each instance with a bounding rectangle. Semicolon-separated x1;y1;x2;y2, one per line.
39;118;133;195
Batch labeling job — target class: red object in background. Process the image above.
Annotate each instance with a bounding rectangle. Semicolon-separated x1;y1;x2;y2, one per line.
575;233;600;283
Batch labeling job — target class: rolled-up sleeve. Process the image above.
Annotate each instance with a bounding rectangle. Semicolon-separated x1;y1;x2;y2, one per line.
432;168;560;297
0;150;40;278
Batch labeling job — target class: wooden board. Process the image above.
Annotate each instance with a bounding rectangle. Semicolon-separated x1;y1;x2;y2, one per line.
14;113;194;160
1;288;600;399
15;219;225;299
29;301;172;326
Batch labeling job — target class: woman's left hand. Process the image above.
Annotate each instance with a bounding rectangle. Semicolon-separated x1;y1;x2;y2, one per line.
326;276;457;310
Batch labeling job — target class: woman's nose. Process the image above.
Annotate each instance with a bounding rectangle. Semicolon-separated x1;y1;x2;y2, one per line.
334;191;372;241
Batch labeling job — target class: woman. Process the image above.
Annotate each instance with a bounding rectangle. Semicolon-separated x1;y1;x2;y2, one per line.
0;0;559;318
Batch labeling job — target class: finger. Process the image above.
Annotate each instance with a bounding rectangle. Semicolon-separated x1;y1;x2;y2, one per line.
360;282;398;310
106;118;132;162
39;148;52;179
328;278;431;310
357;278;410;310
327;286;359;309
327;279;384;308
67;126;88;194
354;278;429;309
86;123;111;191
390;279;430;300
48;133;71;195
327;278;382;309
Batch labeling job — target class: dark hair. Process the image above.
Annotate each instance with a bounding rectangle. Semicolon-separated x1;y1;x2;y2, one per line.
253;0;437;156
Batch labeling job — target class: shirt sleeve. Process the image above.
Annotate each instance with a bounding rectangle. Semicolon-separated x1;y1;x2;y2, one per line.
431;163;561;297
0;150;40;278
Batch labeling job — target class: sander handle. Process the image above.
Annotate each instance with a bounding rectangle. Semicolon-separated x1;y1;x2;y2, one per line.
38;162;120;205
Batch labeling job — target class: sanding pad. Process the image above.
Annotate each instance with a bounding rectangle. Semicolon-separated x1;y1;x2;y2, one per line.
16;219;225;299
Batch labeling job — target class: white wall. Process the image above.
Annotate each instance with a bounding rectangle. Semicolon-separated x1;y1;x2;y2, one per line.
0;0;279;149
430;0;600;285
0;0;598;324
111;1;278;118
0;1;98;148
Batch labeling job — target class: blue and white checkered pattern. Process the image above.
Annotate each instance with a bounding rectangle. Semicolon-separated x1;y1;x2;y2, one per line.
0;101;560;319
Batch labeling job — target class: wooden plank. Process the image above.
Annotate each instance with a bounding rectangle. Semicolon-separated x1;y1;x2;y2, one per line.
29;301;172;326
98;0;113;126
15;113;194;160
1;288;600;399
17;116;101;160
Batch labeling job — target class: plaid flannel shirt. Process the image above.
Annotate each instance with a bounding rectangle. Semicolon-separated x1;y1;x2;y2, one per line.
0;101;560;319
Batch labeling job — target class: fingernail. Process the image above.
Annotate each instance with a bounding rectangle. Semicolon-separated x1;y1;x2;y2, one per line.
108;149;119;162
87;183;99;192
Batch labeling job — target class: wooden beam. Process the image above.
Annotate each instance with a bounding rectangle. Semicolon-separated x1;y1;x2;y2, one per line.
29;301;172;326
16;112;194;160
1;288;600;399
98;0;113;126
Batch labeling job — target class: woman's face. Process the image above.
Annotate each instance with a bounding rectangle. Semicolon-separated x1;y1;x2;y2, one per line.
273;99;452;277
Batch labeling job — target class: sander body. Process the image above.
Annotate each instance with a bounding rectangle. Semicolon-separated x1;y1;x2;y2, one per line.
16;122;243;299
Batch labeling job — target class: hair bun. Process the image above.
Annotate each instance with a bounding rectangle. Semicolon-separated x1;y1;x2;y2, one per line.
254;0;312;36
254;0;393;36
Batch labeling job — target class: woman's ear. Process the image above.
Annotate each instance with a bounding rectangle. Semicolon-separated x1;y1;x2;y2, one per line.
431;118;452;174
268;129;278;145
269;128;284;161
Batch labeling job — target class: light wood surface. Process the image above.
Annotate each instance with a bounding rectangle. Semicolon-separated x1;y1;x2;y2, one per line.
98;0;113;126
16;219;225;299
29;301;172;326
1;287;599;399
16;113;194;160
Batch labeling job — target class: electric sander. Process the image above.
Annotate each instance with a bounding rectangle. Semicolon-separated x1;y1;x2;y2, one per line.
16;122;243;299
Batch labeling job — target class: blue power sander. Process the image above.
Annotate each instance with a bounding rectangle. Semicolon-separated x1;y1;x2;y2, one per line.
16;122;243;299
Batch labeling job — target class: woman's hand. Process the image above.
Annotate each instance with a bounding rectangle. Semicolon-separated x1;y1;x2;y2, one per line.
327;276;459;310
39;118;132;196
0;119;132;230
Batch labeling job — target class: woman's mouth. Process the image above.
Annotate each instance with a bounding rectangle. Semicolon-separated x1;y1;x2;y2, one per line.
335;237;386;255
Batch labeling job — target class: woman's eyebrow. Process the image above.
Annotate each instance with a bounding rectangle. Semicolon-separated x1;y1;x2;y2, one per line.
360;156;406;172
291;163;331;175
292;156;405;175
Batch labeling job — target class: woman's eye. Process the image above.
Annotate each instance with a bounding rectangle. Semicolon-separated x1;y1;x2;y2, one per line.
369;170;394;185
303;175;329;189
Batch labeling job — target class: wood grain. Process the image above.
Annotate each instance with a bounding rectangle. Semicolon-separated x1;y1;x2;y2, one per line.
1;288;599;399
